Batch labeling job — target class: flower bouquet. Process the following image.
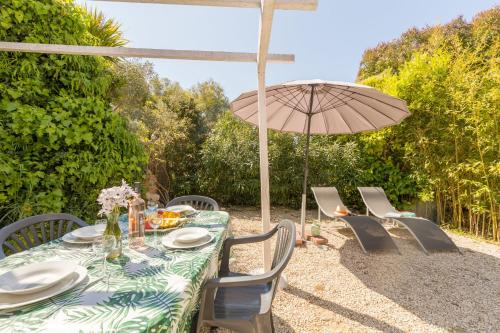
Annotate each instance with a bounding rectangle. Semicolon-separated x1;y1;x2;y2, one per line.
97;180;138;259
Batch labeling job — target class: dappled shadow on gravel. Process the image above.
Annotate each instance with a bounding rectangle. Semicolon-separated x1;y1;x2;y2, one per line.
284;285;405;333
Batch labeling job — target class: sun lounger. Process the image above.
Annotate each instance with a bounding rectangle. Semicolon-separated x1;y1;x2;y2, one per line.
311;187;398;254
358;187;460;254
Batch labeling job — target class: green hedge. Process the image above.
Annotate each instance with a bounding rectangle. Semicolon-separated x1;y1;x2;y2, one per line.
198;112;367;209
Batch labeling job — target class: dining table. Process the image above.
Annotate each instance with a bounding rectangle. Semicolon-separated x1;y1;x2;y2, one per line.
0;210;230;333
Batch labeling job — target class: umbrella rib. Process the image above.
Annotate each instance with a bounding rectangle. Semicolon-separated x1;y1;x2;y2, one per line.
320;107;329;133
298;88;310;115
320;89;348;111
342;101;379;129
267;100;291;123
280;90;307;131
280;108;296;132
233;89;283;111
321;89;356;112
274;86;306;113
239;86;308;123
234;96;275;121
323;88;399;124
232;85;287;103
330;87;406;120
237;92;284;122
327;88;397;125
314;89;331;114
336;109;355;133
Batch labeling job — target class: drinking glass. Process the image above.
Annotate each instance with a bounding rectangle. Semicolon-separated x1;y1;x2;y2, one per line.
150;215;162;246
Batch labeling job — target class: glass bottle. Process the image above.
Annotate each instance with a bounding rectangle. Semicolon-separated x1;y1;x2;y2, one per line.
128;182;145;249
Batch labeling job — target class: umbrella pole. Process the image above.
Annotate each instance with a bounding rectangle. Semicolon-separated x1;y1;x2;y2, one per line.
301;85;315;240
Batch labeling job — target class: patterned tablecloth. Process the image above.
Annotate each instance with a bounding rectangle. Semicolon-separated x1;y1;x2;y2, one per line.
0;211;230;333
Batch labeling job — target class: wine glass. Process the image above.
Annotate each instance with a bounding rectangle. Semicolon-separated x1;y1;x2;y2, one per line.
93;235;116;275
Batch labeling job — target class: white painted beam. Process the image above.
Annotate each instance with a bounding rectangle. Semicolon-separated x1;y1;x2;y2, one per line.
92;0;318;11
257;0;274;271
0;42;294;63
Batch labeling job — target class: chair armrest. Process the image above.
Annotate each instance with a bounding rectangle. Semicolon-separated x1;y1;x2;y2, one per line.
205;272;275;289
219;226;278;275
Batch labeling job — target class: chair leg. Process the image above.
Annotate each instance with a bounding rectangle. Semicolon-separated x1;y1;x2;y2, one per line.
255;312;274;333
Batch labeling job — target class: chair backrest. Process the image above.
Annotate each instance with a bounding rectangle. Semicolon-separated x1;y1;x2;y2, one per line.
0;213;88;259
311;187;351;217
358;187;398;218
269;219;296;300
166;195;219;211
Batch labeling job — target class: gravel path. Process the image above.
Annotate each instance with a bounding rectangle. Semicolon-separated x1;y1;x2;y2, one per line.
202;206;500;333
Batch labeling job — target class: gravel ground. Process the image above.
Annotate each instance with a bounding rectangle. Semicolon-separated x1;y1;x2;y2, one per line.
202;206;500;333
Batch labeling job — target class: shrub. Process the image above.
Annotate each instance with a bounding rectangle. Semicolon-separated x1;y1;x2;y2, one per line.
198;112;366;209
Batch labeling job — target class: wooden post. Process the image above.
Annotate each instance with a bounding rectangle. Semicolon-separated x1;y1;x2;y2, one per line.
257;0;275;271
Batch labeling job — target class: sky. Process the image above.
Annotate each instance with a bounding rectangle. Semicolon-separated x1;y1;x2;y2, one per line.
78;0;498;99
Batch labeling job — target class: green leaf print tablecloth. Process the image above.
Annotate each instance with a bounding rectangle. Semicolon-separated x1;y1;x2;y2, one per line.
0;211;230;333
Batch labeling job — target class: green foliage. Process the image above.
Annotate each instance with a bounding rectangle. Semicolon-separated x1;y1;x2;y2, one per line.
198;112;365;208
84;6;127;48
111;61;229;202
0;0;146;224
357;7;500;240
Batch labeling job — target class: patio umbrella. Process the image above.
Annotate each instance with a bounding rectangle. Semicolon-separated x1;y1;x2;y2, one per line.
230;79;410;240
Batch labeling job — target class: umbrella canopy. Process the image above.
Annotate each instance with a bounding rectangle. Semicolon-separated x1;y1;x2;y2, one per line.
230;79;410;239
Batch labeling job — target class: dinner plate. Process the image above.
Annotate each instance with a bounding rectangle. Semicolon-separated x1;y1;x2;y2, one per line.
162;233;214;249
169;227;209;244
71;225;105;240
0;261;78;295
62;232;98;245
0;265;87;310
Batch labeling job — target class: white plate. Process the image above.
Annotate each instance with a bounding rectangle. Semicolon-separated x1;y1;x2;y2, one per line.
0;261;78;295
71;225;105;240
62;232;98;245
169;227;209;244
0;265;87;310
162;233;214;249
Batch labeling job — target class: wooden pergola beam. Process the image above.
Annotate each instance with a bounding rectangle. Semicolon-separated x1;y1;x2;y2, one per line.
93;0;318;11
0;42;294;63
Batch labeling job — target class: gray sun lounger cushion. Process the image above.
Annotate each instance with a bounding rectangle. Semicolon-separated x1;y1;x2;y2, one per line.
394;217;461;254
339;216;399;254
358;187;460;254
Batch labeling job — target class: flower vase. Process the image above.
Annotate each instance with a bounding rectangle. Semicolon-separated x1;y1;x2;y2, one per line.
104;207;122;259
